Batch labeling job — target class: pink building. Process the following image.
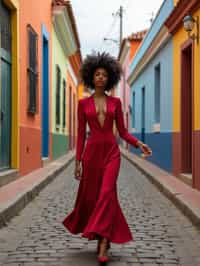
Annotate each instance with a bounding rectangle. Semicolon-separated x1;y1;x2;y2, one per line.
118;30;147;149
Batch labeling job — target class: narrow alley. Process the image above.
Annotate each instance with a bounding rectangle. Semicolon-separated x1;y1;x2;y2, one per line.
0;157;200;266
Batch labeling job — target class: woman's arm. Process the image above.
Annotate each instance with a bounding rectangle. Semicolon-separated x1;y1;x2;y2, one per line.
75;99;86;161
115;97;140;148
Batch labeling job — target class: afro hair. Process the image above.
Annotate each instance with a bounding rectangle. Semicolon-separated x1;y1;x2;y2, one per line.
79;52;122;91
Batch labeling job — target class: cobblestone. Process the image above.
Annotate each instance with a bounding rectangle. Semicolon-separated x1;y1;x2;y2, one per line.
0;157;200;265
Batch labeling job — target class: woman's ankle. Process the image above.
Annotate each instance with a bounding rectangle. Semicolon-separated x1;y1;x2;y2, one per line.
98;238;108;257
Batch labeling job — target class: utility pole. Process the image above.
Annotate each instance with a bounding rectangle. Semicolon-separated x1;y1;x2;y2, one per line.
103;6;124;52
119;5;123;46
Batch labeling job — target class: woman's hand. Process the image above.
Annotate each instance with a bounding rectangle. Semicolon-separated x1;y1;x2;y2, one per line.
74;160;82;180
136;141;152;158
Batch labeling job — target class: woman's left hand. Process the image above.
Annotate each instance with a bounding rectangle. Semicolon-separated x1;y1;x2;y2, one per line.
137;141;152;158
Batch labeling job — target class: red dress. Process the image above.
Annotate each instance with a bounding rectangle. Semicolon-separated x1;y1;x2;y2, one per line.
62;94;139;244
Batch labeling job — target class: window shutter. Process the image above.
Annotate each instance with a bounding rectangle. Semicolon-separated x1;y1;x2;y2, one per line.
63;79;66;128
27;25;38;114
56;65;61;125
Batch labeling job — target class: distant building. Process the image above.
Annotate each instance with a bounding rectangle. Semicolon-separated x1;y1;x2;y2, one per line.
118;30;147;149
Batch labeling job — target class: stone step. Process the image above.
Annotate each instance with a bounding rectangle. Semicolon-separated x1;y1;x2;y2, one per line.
0;169;20;188
179;173;192;187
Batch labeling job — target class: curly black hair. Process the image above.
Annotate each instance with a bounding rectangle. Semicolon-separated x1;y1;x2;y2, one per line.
79;52;122;91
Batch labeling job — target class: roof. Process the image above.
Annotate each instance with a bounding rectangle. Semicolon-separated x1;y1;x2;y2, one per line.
52;0;81;52
118;29;148;60
127;29;148;41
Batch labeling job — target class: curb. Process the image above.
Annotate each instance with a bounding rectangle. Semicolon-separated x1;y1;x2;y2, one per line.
0;152;75;228
121;147;200;227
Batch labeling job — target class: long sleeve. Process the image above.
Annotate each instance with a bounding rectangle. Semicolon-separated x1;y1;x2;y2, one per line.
76;99;86;161
115;98;139;148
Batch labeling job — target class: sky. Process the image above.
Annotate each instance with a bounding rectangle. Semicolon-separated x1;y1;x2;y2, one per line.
71;0;164;58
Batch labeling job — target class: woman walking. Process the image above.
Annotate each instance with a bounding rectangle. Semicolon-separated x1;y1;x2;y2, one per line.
62;52;152;262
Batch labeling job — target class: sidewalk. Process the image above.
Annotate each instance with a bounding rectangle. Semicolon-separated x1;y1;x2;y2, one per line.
121;147;200;227
0;151;74;228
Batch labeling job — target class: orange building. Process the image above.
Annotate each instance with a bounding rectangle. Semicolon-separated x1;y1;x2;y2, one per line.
19;0;52;175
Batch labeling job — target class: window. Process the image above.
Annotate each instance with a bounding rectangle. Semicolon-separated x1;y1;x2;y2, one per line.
0;1;11;52
154;63;161;123
56;65;61;126
132;92;136;128
27;24;38;114
62;79;66;128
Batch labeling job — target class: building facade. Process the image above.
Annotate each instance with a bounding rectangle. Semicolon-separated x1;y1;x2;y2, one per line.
128;0;174;172
118;31;147;149
19;0;53;175
0;0;19;173
52;0;81;160
0;0;81;183
165;0;200;190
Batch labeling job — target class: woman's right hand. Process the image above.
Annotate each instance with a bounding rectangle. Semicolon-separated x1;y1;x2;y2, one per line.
74;161;82;180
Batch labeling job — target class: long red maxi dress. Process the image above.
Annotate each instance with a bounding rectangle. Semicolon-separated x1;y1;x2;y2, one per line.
62;94;139;244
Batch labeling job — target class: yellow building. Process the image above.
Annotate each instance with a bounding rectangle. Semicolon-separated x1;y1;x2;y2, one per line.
0;0;19;172
165;0;200;190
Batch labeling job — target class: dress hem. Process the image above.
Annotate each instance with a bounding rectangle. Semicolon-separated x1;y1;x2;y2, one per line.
62;220;134;244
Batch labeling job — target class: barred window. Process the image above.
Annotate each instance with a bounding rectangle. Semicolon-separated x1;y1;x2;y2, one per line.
0;1;11;52
63;79;66;128
27;24;38;114
56;65;61;126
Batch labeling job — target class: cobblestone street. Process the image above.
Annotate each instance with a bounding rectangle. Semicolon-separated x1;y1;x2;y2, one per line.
0;157;200;266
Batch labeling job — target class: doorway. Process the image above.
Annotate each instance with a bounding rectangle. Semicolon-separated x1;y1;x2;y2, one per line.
181;42;193;175
42;28;49;158
0;1;11;170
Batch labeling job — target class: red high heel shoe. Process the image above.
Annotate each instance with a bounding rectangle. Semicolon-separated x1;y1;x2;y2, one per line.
98;255;109;262
97;238;110;262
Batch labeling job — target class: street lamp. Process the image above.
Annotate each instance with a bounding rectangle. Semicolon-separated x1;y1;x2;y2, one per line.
183;15;199;44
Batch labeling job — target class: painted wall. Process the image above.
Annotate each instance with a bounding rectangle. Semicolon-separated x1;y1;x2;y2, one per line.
119;39;142;149
130;0;174;74
19;0;52;175
130;40;173;171
172;8;200;189
3;0;19;170
67;69;78;150
129;40;142;61
52;27;68;160
173;10;200;132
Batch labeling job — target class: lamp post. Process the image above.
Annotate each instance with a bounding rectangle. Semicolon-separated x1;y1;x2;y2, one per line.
183;15;199;44
103;38;119;45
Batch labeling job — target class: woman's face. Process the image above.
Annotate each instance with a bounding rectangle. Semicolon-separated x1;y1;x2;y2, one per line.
93;68;108;89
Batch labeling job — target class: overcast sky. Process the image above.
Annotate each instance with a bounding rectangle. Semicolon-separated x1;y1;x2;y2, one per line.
72;0;164;58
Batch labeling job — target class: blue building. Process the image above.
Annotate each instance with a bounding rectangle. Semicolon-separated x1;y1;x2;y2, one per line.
128;0;174;172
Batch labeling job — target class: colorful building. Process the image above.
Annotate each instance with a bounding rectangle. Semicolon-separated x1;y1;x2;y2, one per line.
52;0;81;159
0;0;82;183
19;0;53;175
128;0;174;172
0;0;19;174
118;30;147;149
165;0;200;190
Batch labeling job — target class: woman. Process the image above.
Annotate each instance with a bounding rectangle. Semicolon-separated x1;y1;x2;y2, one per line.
62;52;152;262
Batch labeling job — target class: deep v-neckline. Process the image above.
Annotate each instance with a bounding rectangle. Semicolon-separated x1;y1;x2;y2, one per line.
91;94;108;129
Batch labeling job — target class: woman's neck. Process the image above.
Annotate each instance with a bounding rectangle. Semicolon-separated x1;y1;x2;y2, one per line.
93;87;107;97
